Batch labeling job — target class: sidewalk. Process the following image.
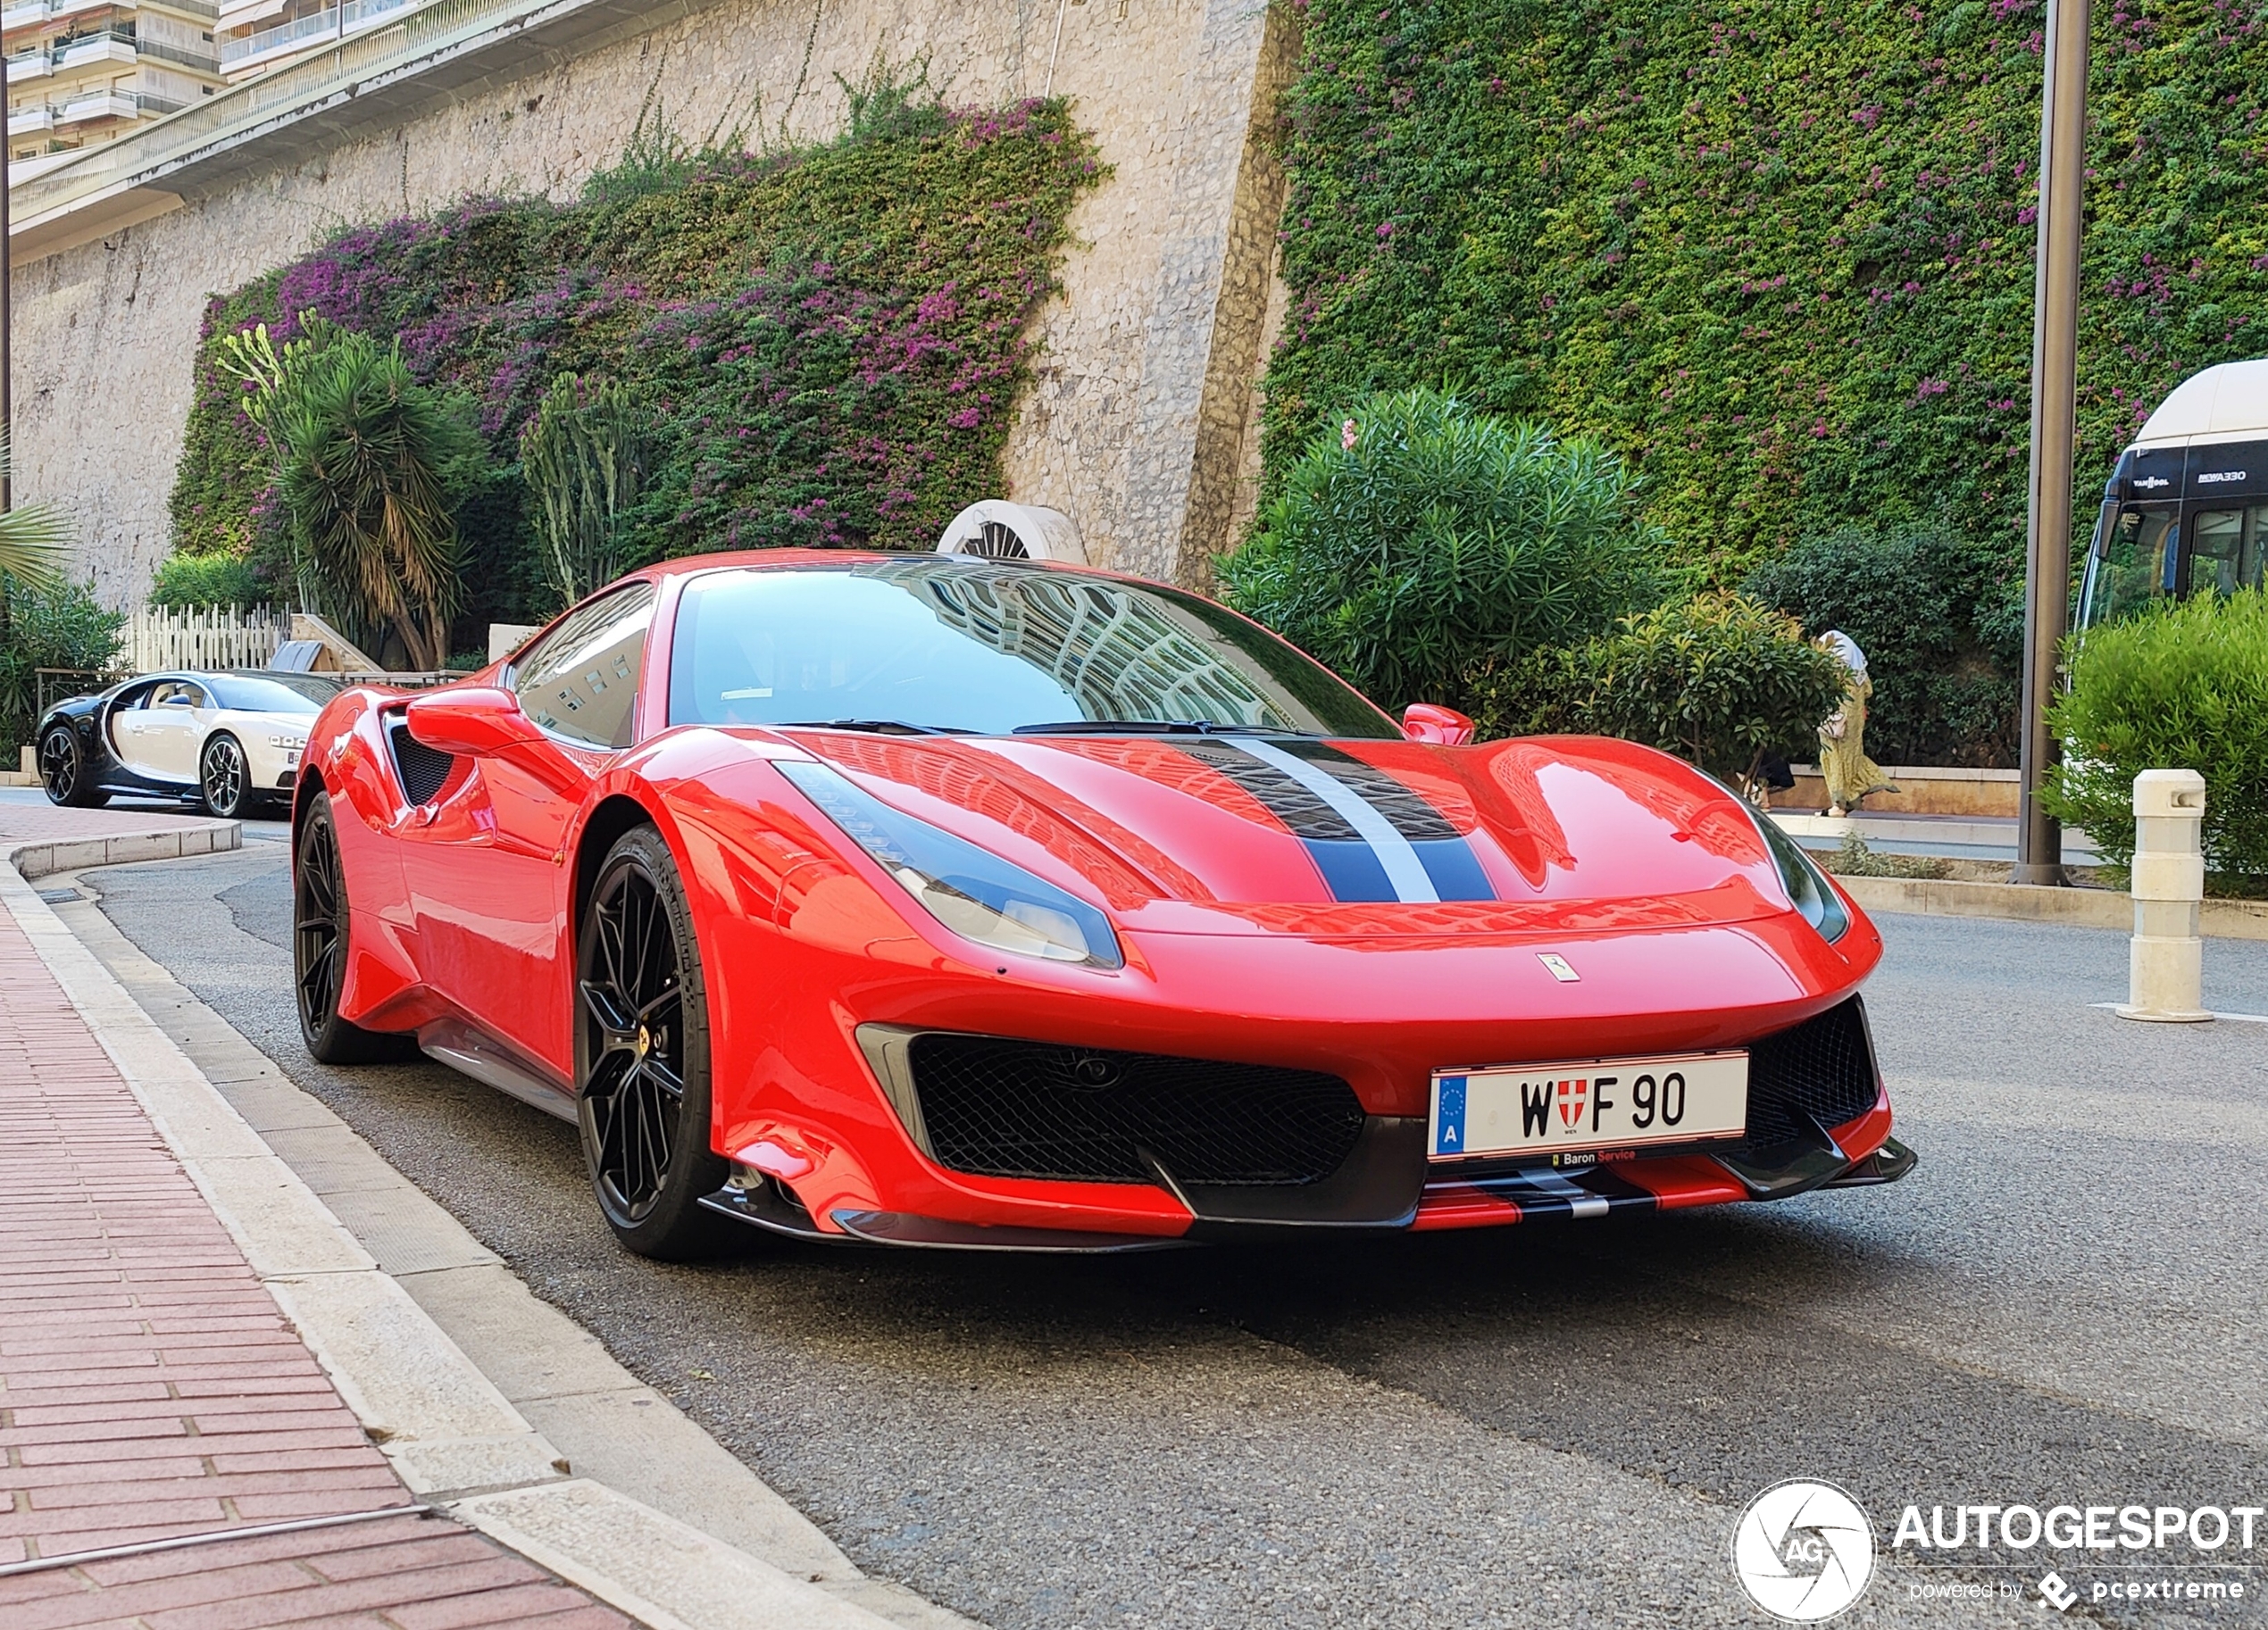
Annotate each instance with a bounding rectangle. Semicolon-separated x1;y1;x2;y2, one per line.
0;888;633;1626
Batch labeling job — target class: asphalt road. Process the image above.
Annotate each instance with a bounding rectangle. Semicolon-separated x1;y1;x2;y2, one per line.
76;824;2268;1629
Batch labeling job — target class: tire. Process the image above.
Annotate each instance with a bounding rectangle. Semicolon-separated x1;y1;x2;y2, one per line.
200;733;253;819
575;826;733;1260
294;792;417;1065
38;724;108;808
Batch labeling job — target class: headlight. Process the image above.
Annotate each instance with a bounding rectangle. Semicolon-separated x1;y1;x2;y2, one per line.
1748;805;1852;944
268;734;306;751
778;761;1124;970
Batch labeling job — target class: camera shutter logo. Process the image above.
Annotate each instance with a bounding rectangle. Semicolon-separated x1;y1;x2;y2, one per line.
1732;1479;1875;1622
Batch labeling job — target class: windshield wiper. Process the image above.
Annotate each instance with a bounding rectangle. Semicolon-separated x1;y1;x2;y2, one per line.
777;719;973;736
1011;719;1318;736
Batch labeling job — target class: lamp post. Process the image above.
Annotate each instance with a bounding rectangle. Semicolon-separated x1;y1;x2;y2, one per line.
2014;0;2093;886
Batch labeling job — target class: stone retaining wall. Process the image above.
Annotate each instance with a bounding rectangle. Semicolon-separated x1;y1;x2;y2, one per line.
12;0;1292;604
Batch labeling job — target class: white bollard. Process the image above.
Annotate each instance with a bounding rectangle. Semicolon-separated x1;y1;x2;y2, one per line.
2116;769;2212;1023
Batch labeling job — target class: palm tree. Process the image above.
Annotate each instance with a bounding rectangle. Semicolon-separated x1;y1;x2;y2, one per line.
0;431;73;589
275;335;462;671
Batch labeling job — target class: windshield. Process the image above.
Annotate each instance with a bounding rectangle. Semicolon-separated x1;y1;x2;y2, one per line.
206;674;337;713
2077;503;2175;631
667;559;1397;738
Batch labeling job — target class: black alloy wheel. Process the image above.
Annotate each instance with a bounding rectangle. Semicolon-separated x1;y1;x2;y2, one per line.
201;733;251;819
38;724;106;808
293;792;414;1064
576;827;730;1259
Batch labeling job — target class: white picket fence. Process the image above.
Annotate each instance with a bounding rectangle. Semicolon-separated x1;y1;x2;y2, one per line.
126;606;292;675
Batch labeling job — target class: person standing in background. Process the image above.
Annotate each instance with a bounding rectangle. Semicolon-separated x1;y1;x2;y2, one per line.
1819;628;1897;817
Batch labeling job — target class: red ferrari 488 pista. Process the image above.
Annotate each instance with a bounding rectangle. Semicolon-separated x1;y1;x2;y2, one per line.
291;552;1910;1257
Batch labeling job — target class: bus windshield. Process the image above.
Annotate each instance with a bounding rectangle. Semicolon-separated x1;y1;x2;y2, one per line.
2077;503;2175;631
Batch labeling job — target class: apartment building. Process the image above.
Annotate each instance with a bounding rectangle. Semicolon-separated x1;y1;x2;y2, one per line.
213;0;418;81
5;0;223;178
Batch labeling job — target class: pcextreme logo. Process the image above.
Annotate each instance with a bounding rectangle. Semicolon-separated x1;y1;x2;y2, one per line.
1733;1480;1876;1622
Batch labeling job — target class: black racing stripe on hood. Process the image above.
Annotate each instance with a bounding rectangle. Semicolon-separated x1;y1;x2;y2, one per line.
1173;739;1364;842
1266;739;1465;841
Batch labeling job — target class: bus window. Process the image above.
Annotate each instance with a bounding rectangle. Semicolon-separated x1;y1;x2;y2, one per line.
2079;503;2176;628
2186;506;2266;597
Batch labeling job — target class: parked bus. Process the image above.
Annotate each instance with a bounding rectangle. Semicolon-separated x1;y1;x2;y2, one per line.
2077;357;2268;630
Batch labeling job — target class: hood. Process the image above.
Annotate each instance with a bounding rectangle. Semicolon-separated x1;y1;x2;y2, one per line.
783;730;1794;938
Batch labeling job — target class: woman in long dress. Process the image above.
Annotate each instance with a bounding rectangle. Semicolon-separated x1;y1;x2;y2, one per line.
1818;629;1897;816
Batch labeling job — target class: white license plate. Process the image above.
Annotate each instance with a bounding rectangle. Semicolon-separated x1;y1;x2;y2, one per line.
1428;1052;1748;1163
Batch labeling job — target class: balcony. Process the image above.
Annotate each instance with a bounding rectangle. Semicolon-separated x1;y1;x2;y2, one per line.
56;86;133;120
55;30;137;69
8;85;179;128
4;48;51;80
138;35;217;70
217;0;410;67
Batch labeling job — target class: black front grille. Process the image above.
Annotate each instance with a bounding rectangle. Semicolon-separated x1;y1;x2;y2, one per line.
388;720;457;805
909;1034;1367;1186
1743;996;1881;1148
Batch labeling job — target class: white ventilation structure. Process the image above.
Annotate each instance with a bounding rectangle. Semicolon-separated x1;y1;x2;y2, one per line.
935;500;1087;564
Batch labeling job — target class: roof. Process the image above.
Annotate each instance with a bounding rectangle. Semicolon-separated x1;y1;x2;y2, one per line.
2134;358;2268;445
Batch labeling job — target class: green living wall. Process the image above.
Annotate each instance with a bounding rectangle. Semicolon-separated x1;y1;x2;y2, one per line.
169;92;1102;628
1263;0;2268;578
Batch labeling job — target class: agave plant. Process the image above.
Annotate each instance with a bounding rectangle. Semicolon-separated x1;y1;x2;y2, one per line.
0;431;73;589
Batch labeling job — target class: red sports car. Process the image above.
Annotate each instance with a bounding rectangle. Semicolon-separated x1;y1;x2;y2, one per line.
291;551;1912;1258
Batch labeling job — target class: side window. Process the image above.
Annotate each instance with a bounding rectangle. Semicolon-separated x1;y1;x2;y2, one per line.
148;679;206;709
2187;505;2265;597
510;583;656;750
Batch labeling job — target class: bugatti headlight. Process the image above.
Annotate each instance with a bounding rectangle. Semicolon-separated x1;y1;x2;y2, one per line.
779;761;1124;970
268;734;306;752
1748;805;1852;944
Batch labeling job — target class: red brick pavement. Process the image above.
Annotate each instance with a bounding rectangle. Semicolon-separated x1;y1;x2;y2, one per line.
0;894;636;1627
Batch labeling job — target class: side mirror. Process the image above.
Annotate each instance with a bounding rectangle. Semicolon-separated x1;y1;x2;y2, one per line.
1401;703;1475;746
404;686;544;758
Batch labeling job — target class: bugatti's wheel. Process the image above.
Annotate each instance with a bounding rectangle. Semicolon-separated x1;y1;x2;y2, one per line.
39;725;106;808
294;792;415;1064
576;826;732;1260
200;733;251;819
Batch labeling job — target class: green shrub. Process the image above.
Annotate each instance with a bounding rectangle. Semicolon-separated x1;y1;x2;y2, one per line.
149;552;270;610
1487;591;1849;786
1743;524;2024;766
1824;831;1952;881
2044;587;2268;887
1217;387;1663;714
1264;0;2268;591
0;575;124;748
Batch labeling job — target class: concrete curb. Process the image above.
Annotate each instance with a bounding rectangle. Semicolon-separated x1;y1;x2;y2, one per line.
9;816;240;878
1832;872;2268;941
0;832;921;1630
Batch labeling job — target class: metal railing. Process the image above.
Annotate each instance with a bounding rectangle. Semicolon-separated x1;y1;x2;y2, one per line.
9;0;504;223
34;666;129;717
137;36;219;71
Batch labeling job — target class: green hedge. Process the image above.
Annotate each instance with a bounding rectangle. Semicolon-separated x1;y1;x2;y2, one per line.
170;91;1103;625
1265;0;2268;580
2045;586;2268;890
